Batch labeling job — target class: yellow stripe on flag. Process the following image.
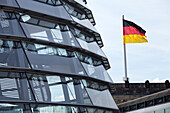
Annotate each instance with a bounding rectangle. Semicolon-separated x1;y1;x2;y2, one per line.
123;35;148;44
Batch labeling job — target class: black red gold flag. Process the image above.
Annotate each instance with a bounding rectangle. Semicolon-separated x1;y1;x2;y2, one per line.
123;19;148;44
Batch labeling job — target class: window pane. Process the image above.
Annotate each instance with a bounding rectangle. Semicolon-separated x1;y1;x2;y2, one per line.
21;23;80;47
166;108;170;113
77;38;106;57
0;10;25;37
81;62;112;82
16;0;72;21
0;40;30;68
155;110;164;113
0;103;31;112
0;71;34;101
0;0;19;7
23;42;86;75
86;88;118;109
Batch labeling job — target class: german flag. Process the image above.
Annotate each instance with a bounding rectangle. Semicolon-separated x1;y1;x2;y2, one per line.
123;19;148;44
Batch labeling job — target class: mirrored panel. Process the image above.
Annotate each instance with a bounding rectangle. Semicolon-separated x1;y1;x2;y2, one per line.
0;103;31;113
23;42;86;75
27;74;91;105
86;88;117;109
21;22;80;47
30;104;88;113
16;0;72;21
77;38;106;57
87;107;114;113
0;71;34;101
0;10;25;37
0;39;30;68
0;0;19;7
81;62;112;83
82;79;118;109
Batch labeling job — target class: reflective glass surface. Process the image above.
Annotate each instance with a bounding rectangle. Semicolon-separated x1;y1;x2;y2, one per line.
0;103;116;113
81;62;112;82
0;0;19;7
23;42;86;75
21;23;80;47
86;88;118;109
63;1;86;20
27;74;92;105
77;38;106;57
31;104;79;113
166;108;170;113
83;80;117;109
0;39;30;68
0;10;25;37
0;71;34;101
16;0;72;21
0;103;31;113
28;74;67;102
155;110;164;113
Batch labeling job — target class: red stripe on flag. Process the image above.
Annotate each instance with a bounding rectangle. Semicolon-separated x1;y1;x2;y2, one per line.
123;26;145;36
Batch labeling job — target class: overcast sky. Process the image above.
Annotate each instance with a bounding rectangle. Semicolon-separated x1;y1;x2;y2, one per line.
87;0;170;83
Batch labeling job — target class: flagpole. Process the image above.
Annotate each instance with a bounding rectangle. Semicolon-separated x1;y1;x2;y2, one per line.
123;15;128;82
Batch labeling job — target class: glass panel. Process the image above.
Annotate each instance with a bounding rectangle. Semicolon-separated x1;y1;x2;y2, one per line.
77;38;106;57
0;0;19;7
146;100;154;107
16;0;72;21
0;10;25;37
87;108;114;113
72;79;92;105
23;42;86;75
166;108;170;113
81;62;112;82
21;22;80;47
137;102;145;109
0;71;34;101
0;103;31;112
155;97;164;104
83;79;117;109
31;104;87;113
155;110;164;113
0;39;30;68
27;74;90;104
62;2;86;20
86;88;117;109
28;74;65;102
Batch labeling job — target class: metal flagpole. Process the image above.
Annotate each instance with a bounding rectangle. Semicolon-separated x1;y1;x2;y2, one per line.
123;15;128;83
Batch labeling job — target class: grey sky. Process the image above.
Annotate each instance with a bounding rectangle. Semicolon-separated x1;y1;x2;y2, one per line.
87;0;170;83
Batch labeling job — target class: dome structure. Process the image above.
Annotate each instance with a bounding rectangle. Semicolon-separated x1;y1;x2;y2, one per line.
0;0;119;112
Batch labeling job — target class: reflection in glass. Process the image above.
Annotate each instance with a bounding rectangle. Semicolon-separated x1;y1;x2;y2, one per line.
155;110;164;113
23;42;86;75
0;103;30;112
0;0;19;7
86;88;118;109
81;62;112;82
0;39;30;68
83;80;117;109
0;10;25;37
20;22;80;47
63;1;86;20
77;38;106;57
70;27;94;42
166;108;170;113
0;71;34;101
28;74;65;102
